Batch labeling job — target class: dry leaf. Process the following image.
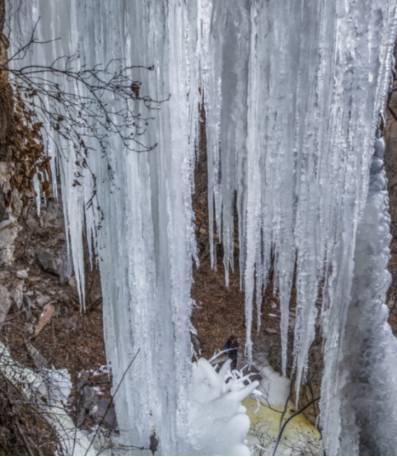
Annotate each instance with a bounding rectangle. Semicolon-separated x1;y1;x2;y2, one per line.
34;303;55;337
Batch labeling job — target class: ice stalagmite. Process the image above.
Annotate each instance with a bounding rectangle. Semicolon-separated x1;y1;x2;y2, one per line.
7;0;397;455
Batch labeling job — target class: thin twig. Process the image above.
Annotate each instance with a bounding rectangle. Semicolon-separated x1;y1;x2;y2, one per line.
84;349;141;456
272;396;320;456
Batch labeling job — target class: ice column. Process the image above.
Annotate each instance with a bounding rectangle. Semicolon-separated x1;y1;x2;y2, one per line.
321;137;397;455
200;1;397;453
200;0;396;386
8;1;198;454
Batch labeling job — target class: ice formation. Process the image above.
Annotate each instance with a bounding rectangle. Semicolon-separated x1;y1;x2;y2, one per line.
8;1;198;454
321;137;397;455
199;1;397;454
185;358;258;455
7;0;397;455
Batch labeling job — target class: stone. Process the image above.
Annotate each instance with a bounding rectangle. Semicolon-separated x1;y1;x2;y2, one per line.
11;281;24;309
90;398;117;430
36;293;51;307
0;191;6;222
22;294;33;319
36;248;61;276
0;162;10;190
9;188;22;217
25;341;49;370
0;218;18;266
0;284;11;324
16;269;28;279
68;276;77;289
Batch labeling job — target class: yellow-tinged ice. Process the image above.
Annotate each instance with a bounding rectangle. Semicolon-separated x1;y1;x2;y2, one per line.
244;397;321;456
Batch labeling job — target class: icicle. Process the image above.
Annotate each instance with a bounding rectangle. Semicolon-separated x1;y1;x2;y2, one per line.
200;0;397;452
320;135;397;455
9;1;198;453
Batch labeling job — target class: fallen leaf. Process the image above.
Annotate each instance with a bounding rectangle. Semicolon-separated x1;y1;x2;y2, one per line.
34;303;55;337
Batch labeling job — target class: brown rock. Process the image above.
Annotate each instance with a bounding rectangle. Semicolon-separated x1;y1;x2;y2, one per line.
36;248;61;276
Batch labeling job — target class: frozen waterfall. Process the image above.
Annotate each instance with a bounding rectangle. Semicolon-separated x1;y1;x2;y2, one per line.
7;0;397;454
200;1;397;454
8;1;198;453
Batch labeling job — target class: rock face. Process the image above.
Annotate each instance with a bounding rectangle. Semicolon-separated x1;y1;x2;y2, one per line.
0;2;73;328
385;69;397;330
0;0;17;325
0;6;108;454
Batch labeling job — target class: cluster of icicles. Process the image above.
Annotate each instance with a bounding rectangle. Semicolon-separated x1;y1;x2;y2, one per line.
8;0;397;454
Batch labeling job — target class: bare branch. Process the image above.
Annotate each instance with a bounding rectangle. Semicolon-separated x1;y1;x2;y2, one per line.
3;15;167;235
